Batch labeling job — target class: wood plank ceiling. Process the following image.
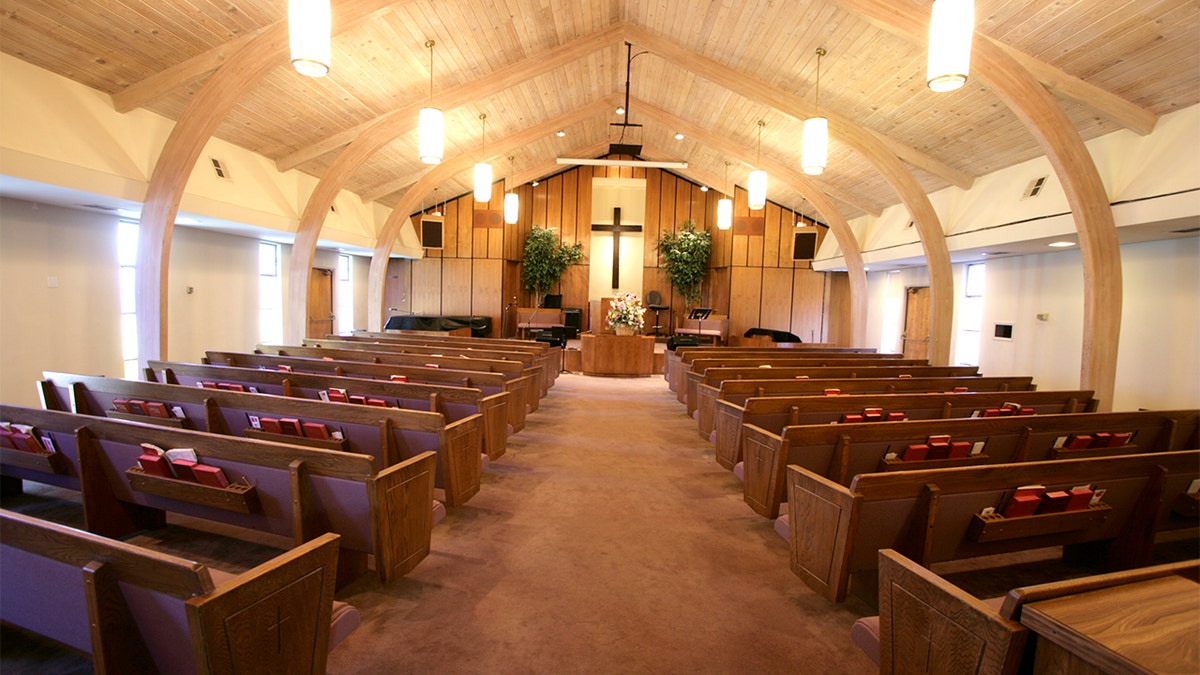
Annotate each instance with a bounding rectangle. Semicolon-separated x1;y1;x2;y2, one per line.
1;0;1196;221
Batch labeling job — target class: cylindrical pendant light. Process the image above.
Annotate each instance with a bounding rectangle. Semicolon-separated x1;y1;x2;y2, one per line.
419;40;443;164
717;161;733;230
927;0;974;92
289;0;331;77
473;114;492;202
802;48;828;176
747;121;767;210
504;156;519;224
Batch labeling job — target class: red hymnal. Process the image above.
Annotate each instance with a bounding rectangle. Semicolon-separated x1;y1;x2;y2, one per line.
302;422;330;440
841;413;864;424
1036;490;1071;514
366;398;387;408
277;365;293;372
982;408;1002;418
278;418;303;436
1066;486;1094;511
170;459;199;482
112;398;132;413
137;453;174;478
948;441;971;458
349;395;367;405
10;432;42;453
0;428;13;449
259;417;283;434
1003;485;1045;518
127;400;148;415
192;464;230;488
1019;407;1036;416
1108;432;1133;447
952;387;969;393
863;408;883;422
144;401;170;419
1090;432;1112;448
200;381;218;389
902;444;929;461
887;412;907;421
1064;434;1093;450
424;363;440;369
823;388;840;396
390;375;408;383
327;388;348;403
218;383;246;392
926;435;952;460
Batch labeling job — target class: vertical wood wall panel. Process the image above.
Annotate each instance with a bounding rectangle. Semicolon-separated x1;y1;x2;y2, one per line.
728;267;763;338
441;258;473;315
760;268;794;332
792;270;828;343
561;171;579;247
763;202;781;269
411;258;443;314
577;166;593;261
471;258;502;335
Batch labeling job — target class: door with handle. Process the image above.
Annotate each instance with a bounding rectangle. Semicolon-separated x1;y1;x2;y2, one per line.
307;268;335;339
901;286;931;361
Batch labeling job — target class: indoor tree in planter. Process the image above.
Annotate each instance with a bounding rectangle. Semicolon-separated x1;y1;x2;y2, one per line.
521;226;584;307
657;220;712;309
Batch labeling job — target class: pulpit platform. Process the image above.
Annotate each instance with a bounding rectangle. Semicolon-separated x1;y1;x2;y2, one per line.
580;334;655;377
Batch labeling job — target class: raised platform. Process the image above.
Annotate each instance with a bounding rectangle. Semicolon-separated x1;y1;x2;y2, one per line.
383;314;492;338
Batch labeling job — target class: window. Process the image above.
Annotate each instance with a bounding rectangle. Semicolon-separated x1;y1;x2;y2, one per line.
117;222;140;379
337;254;353;333
259;242;283;344
879;271;904;354
955;263;986;365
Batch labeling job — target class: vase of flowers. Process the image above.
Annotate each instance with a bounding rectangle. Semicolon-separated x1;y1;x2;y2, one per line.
606;293;646;336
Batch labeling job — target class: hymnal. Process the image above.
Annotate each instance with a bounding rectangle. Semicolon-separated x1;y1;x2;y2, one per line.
823;388;840;396
1066;486;1094;511
948;441;971;458
170;458;199;482
327;388;348;403
302;422;330;440
1003;485;1045;518
886;412;907;421
901;443;929;461
952;386;969;393
390;375;408;383
349;395;367;405
841;413;864;424
926;435;952;460
1091;432;1112;447
277;365;293;372
982;408;1002;418
192;464;230;488
278;418;303;436
366;398;388;408
200;381;218;389
127;400;148;415
112;398;132;413
1064;434;1093;449
1036;490;1071;514
259;417;283;434
1108;432;1133;447
137;445;174;478
863;408;883;422
144;401;171;418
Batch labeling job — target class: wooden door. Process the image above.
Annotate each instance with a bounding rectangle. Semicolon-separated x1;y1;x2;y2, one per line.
902;286;931;360
307;268;334;338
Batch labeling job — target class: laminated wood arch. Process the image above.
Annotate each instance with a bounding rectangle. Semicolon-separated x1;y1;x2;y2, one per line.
133;0;404;365
835;0;1122;409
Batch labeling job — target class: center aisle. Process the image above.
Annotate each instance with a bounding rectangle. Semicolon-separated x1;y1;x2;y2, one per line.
328;372;875;674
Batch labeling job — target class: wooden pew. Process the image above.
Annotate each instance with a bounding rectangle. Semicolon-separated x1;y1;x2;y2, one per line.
856;549;1199;673
1;405;437;584
713;389;1097;468
696;375;1040;442
686;364;983;418
39;371;483;507
301;336;555;398
0;510;356;675
745;409;1200;518
205;349;528;433
255;342;543;414
147;359;511;461
785;449;1200;603
665;345;886;388
668;347;897;396
342;331;562;386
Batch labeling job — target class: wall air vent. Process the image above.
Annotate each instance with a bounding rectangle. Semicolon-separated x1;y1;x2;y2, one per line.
210;157;230;180
79;204;119;212
1170;226;1200;234
1023;176;1047;199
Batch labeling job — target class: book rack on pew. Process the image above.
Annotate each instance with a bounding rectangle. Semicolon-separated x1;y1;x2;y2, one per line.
106;409;191;428
243;427;352;452
0;445;69;474
967;503;1112;543
125;465;260;514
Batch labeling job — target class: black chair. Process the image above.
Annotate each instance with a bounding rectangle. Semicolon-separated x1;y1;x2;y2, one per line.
646;290;670;337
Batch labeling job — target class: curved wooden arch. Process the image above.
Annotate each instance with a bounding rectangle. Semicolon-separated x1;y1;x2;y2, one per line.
835;0;1122;409
134;0;403;364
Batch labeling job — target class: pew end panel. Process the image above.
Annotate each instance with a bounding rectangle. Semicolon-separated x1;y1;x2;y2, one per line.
367;451;437;582
430;413;484;507
786;466;861;603
873;549;1028;675
741;424;795;518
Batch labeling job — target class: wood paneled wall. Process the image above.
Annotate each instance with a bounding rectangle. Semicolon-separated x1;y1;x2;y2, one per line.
384;161;846;342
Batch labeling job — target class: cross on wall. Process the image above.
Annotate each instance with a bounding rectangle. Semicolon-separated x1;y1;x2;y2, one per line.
591;207;642;289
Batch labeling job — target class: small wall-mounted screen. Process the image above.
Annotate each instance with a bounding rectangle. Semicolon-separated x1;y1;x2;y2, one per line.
994;323;1014;339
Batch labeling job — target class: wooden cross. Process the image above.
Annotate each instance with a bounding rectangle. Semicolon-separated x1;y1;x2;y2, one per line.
591;207;642;289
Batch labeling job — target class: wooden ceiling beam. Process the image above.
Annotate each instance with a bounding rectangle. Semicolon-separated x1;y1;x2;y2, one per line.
622;24;975;191
277;24;623;172
111;30;264;113
834;0;1123;409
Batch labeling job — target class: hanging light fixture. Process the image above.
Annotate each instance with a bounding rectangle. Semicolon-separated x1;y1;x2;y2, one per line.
717;161;733;231
747;121;767;210
418;40;443;164
504;156;519;224
473;114;492;203
288;0;331;77
927;0;974;92
802;47;828;176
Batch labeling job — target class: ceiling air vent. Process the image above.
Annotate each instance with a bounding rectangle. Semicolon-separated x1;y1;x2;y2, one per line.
210;157;230;180
1023;176;1048;199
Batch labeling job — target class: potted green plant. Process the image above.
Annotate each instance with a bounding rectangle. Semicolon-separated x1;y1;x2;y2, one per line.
657;220;712;309
521;226;583;307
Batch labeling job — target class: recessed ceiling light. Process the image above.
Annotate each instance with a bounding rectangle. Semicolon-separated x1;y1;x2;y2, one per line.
1048;241;1075;248
674;133;684;140
556;130;565;137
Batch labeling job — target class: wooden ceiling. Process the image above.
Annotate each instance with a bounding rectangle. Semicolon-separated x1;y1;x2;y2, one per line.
2;0;1196;220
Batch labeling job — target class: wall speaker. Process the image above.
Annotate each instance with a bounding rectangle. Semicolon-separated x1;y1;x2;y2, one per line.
421;216;444;249
792;229;818;260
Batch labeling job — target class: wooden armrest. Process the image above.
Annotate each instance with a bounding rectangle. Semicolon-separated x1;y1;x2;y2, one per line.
1001;558;1200;620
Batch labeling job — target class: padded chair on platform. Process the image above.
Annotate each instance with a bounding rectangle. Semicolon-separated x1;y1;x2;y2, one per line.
646;290;670;337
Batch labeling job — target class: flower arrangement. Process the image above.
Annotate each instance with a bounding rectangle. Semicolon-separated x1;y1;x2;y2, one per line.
605;292;646;334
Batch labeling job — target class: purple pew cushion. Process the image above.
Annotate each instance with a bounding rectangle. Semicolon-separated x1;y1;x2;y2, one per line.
773;511;789;542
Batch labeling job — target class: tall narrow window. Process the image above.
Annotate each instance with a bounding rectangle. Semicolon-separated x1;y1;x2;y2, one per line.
259;242;283;344
117;221;140;379
337;254;353;333
880;271;905;354
956;263;986;366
